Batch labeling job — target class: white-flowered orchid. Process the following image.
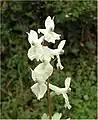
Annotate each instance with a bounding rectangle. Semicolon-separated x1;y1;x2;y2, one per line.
27;30;45;61
30;62;53;100
49;77;71;109
31;82;47;100
31;62;53;83
27;16;72;119
38;16;61;43
41;40;66;67
40;40;66;68
28;45;53;63
28;44;52;63
27;44;43;61
52;40;66;70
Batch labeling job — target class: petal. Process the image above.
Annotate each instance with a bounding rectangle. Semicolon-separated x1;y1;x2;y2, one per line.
38;29;53;43
52;49;59;56
44;32;60;43
45;16;54;31
38;83;47;100
38;29;60;43
44;33;56;43
63;93;71;109
31;83;39;98
27;30;38;45
31;83;47;100
29;30;38;41
27;45;43;61
65;77;71;90
52;16;55;20
51;32;61;40
58;40;66;50
33;71;45;83
35;45;43;61
56;62;64;70
27;46;36;61
38;36;45;44
52;112;62;120
26;32;29;35
42;46;53;62
33;63;53;83
30;68;37;82
56;55;64;70
38;29;47;34
49;83;61;95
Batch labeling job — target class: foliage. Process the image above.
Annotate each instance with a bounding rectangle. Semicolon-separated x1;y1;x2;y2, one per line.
1;54;97;119
0;0;97;119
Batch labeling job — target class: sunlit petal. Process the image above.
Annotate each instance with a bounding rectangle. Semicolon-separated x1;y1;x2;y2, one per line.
31;83;47;100
65;77;71;90
38;83;47;100
63;93;72;109
58;40;66;50
31;83;39;98
56;55;64;70
26;30;38;45
27;45;43;61
49;83;61;95
45;16;55;31
32;63;53;83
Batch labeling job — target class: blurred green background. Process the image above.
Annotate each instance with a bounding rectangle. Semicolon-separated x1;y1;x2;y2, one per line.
1;0;97;119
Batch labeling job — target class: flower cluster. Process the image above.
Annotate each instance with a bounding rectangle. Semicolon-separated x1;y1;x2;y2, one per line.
27;16;71;117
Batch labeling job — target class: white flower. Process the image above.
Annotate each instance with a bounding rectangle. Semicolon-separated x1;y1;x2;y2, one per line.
27;42;53;63
49;77;71;109
38;16;61;43
31;83;47;100
52;40;66;70
27;44;43;61
26;30;44;45
27;30;45;61
30;62;53;100
31;62;53;83
41;46;54;63
27;30;53;62
41;40;66;65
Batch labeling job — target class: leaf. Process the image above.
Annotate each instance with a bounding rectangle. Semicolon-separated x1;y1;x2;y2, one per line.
71;48;79;54
85;41;96;49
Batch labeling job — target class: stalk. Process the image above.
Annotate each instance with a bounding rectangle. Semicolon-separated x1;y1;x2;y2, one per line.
47;79;52;119
42;39;52;119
